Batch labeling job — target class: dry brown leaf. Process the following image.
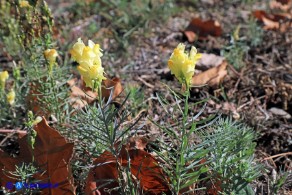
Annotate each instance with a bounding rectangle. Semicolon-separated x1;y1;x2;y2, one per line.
128;137;148;150
270;0;292;11
184;18;222;42
192;61;228;88
68;78;97;109
0;117;75;194
101;77;123;101
68;77;123;109
253;10;292;32
206;176;222;195
196;53;225;70
85;139;170;195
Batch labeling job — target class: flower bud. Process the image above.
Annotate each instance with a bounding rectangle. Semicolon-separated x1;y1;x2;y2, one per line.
6;89;16;105
19;0;30;8
0;71;9;91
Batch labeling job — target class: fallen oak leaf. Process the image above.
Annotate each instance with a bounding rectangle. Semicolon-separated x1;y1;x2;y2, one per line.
191;61;228;88
252;10;292;32
0;117;75;194
184;18;222;42
85;138;170;195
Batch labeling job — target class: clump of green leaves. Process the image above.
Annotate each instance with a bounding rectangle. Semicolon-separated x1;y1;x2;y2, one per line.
0;0;72;129
247;17;263;47
125;85;146;116
150;87;213;194
71;94;143;193
206;118;261;194
150;83;260;194
221;26;249;70
1;163;41;195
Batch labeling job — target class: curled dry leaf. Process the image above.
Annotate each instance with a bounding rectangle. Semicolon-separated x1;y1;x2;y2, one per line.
101;77;123;101
0;117;75;194
68;78;97;109
253;10;292;32
192;61;228;88
85;138;170;195
184;18;222;42
68;77;123;109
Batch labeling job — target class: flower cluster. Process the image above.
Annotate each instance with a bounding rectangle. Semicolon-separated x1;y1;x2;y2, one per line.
168;43;202;88
70;38;106;89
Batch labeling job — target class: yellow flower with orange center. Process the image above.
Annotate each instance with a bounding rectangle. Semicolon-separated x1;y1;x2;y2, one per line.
70;38;105;89
44;49;58;73
44;49;58;64
168;43;202;88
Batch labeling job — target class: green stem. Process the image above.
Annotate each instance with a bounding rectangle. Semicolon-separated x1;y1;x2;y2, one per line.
50;75;61;122
97;82;102;107
175;84;190;194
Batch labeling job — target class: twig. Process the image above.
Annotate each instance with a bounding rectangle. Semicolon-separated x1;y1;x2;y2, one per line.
137;76;155;88
121;109;147;127
257;105;270;120
228;64;241;76
0;129;27;134
237;95;265;111
0;129;27;147
260;152;292;162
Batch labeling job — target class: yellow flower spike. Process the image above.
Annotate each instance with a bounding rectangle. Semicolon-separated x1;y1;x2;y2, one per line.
71;38;106;89
168;43;202;89
19;0;30;8
0;71;9;91
7;89;16;105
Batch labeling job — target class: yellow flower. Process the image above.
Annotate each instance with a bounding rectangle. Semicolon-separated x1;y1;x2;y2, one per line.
32;116;42;126
44;49;58;64
77;62;106;88
19;0;30;8
0;71;9;91
70;38;85;62
70;38;106;89
44;49;58;73
7;90;15;105
70;38;102;65
168;43;202;88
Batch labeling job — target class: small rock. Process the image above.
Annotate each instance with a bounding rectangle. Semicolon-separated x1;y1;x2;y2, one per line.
269;107;291;119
